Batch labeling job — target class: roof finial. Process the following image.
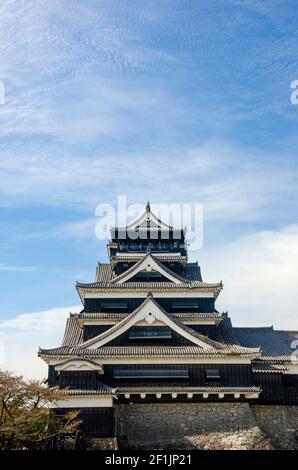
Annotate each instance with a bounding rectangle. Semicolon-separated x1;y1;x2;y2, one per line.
146;200;150;212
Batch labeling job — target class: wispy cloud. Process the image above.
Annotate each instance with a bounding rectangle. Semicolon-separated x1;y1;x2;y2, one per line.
0;305;80;379
0;0;297;144
0;1;297;338
0;263;39;272
197;224;298;329
0;305;79;331
15;218;98;241
1;142;296;228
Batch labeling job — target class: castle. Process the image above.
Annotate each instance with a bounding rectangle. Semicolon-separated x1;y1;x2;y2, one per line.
39;203;298;449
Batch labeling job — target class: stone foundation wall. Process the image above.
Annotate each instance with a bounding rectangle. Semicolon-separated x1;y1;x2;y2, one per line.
115;402;273;450
81;403;298;450
251;405;298;450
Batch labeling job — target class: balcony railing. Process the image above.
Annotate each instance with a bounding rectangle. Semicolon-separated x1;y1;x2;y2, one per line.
118;243;185;252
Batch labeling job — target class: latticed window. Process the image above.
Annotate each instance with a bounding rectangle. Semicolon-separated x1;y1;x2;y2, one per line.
129;271;170;282
129;328;172;340
100;301;128;310
205;369;221;381
172;300;200;311
113;368;189;379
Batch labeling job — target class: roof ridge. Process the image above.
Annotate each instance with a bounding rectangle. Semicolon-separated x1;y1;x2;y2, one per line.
77;296;155;349
61;316;83;347
39;344;260;358
76;296;220;350
75;297;257;354
147;298;225;350
77;280;221;287
110;204;175;231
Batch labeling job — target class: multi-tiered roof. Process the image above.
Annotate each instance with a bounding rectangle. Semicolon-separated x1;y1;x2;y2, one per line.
39;203;298;407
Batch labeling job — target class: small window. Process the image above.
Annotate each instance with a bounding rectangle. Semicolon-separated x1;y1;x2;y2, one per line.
100;302;128;310
129;329;172;340
205;369;221;381
113;369;189;379
135;271;163;278
172;300;199;310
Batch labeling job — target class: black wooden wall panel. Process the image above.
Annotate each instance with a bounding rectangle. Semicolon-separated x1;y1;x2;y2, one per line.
128;273;172;282
84;297;215;313
59;371;98;389
253;372;284;402
48;365;58;387
115;262;183;276
49;367;298;404
283;374;298;403
105;326;195;346
56;407;114;437
51;364;253;389
83;325;111;341
102;363;253;388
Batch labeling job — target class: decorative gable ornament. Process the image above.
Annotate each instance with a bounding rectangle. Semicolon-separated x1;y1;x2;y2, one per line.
145;312;156;324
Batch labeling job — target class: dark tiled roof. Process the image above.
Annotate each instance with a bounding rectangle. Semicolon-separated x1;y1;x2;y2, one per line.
61;317;83;346
77;280;222;291
109;253;191;284
95;263;115;282
95;259;202;283
201;317;241;347
78;296;220;350
175;312;223;320
39;345;259;358
111;254;188;264
234;327;298;362
41;303;258;359
112;206;174;232
77;311;223;321
77;297;258;356
63;383;116;396
184;262;202;281
117;385;261;394
252;362;288;373
77;312;128;320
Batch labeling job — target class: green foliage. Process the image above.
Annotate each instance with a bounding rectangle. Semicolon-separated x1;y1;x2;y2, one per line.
0;369;80;450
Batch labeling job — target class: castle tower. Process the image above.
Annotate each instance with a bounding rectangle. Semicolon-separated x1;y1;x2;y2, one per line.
39;204;298;441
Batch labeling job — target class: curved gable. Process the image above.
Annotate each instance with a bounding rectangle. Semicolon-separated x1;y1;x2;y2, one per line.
112;204;174;233
78;297;218;350
111;253;188;285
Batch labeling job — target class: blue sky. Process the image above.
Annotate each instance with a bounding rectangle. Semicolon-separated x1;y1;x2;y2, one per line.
0;0;297;377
